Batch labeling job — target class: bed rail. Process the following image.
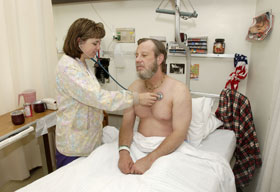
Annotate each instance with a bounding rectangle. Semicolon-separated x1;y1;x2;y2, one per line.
191;91;220;98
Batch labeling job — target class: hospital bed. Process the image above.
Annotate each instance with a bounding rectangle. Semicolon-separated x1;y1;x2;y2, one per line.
16;128;236;192
16;95;237;192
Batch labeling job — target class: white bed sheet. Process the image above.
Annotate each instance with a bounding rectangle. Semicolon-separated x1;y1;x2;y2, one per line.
199;129;236;162
16;128;236;192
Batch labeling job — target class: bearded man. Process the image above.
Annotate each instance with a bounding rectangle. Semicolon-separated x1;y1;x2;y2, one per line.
118;38;192;174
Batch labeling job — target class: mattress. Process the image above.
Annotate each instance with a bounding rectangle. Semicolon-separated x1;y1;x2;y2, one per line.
199;129;236;162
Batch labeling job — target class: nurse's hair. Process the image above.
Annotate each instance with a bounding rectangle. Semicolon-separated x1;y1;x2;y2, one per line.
63;18;105;58
137;38;167;73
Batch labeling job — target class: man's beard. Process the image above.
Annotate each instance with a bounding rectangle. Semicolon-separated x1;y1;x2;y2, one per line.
137;61;158;80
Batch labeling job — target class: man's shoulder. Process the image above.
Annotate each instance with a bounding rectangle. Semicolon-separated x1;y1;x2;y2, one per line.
166;76;188;90
166;76;190;103
128;79;144;91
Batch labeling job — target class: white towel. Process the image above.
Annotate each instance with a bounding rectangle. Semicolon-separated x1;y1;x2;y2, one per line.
133;132;165;153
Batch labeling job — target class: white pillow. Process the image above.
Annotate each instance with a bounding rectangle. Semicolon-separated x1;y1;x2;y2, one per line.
187;97;223;147
202;98;223;139
202;97;213;122
202;113;223;139
187;97;206;147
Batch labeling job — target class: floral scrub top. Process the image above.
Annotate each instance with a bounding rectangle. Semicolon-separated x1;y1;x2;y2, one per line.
56;54;135;156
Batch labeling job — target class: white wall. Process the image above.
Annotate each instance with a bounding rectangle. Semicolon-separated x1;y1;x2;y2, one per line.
245;0;280;191
52;0;256;95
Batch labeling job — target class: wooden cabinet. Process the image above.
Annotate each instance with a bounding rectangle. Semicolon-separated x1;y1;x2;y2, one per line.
103;111;108;127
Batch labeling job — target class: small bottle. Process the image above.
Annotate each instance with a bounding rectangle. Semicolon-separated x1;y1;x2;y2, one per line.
24;103;33;117
213;39;225;54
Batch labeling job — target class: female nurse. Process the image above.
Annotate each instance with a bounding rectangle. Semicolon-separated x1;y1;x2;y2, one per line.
55;18;158;168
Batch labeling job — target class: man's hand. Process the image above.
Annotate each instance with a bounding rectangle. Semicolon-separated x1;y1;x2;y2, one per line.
118;150;134;174
139;92;158;106
130;156;153;174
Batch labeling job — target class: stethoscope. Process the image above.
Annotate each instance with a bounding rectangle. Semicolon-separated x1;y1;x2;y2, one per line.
90;53;163;101
90;56;127;90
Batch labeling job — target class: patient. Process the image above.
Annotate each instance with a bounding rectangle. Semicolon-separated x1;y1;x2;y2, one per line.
118;38;192;174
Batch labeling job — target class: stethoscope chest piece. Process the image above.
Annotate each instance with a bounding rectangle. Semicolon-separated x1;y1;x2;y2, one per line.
157;92;164;101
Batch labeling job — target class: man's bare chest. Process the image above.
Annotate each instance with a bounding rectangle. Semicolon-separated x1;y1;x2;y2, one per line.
135;96;172;121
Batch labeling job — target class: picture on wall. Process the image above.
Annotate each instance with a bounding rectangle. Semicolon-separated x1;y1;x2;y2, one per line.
246;11;274;41
191;64;199;80
170;63;185;74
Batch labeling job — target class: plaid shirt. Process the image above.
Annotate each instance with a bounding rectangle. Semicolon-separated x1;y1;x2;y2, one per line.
215;88;262;189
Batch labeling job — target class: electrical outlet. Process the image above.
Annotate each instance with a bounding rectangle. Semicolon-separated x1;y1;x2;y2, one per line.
115;28;135;43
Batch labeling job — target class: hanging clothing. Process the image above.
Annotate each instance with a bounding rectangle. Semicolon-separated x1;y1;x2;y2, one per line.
225;53;248;90
215;88;262;189
56;54;136;157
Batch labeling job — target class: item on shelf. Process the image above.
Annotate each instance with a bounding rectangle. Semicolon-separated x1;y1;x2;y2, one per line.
187;37;208;54
18;89;36;106
42;98;57;110
11;110;25;125
24;103;32;117
33;100;47;113
180;33;187;43
213;38;225;54
168;41;186;54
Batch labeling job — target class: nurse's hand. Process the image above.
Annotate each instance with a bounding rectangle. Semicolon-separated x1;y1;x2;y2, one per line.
139;92;158;106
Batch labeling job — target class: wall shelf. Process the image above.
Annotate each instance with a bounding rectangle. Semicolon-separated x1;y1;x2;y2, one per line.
168;53;234;58
56;49;234;59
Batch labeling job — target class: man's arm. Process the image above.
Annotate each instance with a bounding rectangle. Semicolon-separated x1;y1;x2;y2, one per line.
118;84;138;174
130;84;192;174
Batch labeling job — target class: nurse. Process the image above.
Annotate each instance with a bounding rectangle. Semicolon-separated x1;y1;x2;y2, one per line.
55;18;158;168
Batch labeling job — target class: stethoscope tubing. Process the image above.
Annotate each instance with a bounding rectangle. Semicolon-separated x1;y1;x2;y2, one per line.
90;57;128;90
91;56;163;101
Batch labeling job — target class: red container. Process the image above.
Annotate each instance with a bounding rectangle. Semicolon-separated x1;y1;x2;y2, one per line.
33;101;47;113
11;110;25;125
213;39;225;54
